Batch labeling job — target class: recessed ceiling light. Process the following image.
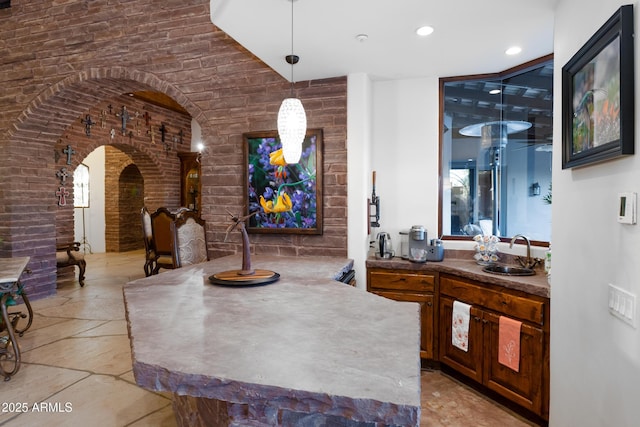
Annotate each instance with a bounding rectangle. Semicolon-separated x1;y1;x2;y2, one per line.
416;26;434;36
505;46;522;55
355;33;369;42
489;89;501;95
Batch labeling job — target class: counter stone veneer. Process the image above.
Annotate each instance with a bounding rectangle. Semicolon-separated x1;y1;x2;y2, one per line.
124;254;421;427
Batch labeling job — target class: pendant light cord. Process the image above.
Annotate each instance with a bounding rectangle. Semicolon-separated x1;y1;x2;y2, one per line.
289;0;294;97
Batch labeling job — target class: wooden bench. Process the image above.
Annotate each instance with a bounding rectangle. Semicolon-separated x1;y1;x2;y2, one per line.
56;242;86;287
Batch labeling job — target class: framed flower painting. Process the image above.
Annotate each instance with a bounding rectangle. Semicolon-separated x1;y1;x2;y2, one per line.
243;129;323;234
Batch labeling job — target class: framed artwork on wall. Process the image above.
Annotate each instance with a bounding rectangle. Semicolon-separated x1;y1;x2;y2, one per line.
562;4;634;169
243;129;323;235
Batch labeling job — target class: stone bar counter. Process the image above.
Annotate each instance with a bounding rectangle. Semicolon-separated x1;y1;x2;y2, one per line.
123;254;420;427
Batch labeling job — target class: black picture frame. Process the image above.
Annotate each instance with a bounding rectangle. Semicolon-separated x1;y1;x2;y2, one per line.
243;129;323;235
562;4;634;169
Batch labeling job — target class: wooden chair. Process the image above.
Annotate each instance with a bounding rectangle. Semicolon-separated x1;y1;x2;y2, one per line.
140;207;156;277
150;207;180;274
170;211;209;268
56;242;86;286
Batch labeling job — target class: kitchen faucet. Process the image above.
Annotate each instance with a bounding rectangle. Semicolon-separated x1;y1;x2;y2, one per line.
510;234;541;269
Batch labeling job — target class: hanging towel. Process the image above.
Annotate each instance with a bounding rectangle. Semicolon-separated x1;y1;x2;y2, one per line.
452;300;471;352
498;316;522;372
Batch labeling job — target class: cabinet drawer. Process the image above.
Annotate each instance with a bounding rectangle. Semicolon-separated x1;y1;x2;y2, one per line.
369;271;435;292
440;276;545;325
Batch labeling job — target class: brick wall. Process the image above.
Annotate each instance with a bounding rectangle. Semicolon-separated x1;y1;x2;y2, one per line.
0;0;348;299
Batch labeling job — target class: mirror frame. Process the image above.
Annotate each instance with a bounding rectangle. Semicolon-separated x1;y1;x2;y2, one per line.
438;54;553;247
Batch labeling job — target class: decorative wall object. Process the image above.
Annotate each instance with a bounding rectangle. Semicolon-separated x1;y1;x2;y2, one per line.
56;187;69;206
562;4;634;169
63;144;75;165
244;129;323;235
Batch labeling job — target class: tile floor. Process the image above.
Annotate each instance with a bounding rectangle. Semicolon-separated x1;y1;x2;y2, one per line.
0;250;536;426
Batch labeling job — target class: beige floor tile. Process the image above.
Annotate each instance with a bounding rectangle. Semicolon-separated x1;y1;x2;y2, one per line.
2;374;171;427
21;335;134;376
55;283;125;300
74;320;128;337
420;370;536;426
17;295;70;311
36;297;126;321
16;319;107;352
0;364;89;424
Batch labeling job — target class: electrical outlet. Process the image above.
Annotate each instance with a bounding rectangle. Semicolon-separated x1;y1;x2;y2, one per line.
608;284;636;328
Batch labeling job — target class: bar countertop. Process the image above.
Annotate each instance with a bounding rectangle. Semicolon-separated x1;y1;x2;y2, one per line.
124;254;420;426
366;252;550;299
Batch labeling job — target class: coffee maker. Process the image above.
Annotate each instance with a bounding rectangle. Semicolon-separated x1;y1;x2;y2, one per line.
408;225;428;262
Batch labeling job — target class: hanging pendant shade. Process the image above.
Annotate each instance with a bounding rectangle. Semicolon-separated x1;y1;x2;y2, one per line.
278;97;306;163
277;0;306;164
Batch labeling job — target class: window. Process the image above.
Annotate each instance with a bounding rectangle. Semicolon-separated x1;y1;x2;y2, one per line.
440;56;553;242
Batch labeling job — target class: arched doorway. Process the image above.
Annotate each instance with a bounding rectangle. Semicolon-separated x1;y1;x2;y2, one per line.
108;158;145;253
3;68;202;299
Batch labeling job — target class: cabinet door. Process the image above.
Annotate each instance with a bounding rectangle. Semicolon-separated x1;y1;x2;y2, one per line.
372;291;434;360
483;311;544;415
439;295;483;383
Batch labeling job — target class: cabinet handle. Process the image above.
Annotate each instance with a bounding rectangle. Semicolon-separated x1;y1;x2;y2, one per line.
474;316;481;322
482;319;488;324
426;301;433;307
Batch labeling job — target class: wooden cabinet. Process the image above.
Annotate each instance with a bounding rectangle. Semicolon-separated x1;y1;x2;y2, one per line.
439;274;549;419
366;265;550;421
178;152;201;212
367;268;436;360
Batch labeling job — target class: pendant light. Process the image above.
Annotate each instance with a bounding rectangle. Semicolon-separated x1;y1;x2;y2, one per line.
277;0;306;164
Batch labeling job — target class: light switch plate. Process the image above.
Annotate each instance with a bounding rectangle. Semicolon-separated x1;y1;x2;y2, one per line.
608;284;636;328
617;192;636;224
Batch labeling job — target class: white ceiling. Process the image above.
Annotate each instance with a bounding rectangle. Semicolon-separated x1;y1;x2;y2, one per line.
210;0;558;82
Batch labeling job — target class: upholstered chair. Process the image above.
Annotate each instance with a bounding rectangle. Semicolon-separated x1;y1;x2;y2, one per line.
170;211;209;268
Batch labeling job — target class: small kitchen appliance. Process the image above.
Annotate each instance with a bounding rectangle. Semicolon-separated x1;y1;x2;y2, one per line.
376;232;394;259
399;230;409;259
426;238;445;262
408;225;428;262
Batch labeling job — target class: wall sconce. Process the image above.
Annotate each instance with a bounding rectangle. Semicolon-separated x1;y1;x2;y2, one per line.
530;182;541;197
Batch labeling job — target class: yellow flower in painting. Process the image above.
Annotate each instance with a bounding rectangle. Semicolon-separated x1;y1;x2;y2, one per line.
269;148;288;179
259;192;292;214
269;148;287;166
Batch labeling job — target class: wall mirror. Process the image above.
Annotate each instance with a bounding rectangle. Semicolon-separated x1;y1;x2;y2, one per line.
440;56;553;243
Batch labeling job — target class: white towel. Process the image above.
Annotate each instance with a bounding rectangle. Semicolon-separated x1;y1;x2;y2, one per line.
452;300;471;352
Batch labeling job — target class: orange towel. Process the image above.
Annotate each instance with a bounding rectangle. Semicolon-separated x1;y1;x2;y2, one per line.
498;316;522;372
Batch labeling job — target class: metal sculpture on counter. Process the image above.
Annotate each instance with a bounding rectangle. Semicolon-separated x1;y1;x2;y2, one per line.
208;210;280;286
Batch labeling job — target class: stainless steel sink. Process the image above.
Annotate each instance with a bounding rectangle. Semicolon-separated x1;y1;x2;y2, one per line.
482;264;536;276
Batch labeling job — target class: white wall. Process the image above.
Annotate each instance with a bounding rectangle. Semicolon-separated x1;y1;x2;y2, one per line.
551;1;640;425
347;73;374;288
74;146;106;253
370;78;441;249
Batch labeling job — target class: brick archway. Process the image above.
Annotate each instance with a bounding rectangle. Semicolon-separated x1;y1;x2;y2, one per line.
3;67;202;299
